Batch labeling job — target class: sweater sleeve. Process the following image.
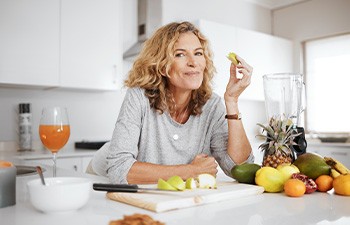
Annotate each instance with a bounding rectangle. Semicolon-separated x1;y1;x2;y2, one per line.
106;88;145;184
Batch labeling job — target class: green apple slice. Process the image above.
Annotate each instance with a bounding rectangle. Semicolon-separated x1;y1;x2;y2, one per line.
185;177;197;189
157;178;177;191
197;174;217;189
167;175;185;191
226;52;239;65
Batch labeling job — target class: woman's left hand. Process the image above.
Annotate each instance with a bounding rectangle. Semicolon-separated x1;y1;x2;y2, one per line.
224;55;253;103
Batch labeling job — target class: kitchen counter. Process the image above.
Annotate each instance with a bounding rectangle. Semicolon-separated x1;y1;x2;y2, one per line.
1;166;349;225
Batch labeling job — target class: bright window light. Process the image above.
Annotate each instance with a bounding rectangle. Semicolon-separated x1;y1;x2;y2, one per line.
305;34;350;133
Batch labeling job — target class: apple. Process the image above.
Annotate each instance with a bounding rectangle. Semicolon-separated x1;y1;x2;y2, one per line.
277;164;300;182
157;178;178;191
197;174;217;189
167;175;186;191
185;177;197;189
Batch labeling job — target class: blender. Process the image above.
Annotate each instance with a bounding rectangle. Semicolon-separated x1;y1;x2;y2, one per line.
263;73;307;157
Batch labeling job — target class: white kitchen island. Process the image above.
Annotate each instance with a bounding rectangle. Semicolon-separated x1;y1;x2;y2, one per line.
1;163;350;225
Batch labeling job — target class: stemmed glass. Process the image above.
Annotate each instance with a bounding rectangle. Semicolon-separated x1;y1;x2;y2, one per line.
39;107;70;177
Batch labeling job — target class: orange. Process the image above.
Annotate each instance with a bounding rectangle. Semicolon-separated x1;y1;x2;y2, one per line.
0;160;14;168
284;179;306;197
333;174;350;196
315;175;333;192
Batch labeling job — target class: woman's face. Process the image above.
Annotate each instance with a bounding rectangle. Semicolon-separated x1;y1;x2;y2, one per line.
167;32;206;93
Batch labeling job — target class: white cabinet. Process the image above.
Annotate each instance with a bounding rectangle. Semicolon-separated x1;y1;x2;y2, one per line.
308;144;350;168
0;0;122;90
236;28;294;100
0;0;60;87
196;20;294;101
24;156;93;173
60;0;123;90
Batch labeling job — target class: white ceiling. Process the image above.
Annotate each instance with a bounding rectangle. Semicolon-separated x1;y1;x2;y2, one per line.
245;0;309;9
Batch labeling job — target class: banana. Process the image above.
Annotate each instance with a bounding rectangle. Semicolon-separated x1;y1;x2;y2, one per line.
324;156;350;175
330;168;341;178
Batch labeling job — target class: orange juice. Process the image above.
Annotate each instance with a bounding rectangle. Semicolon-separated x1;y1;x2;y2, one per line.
39;125;70;153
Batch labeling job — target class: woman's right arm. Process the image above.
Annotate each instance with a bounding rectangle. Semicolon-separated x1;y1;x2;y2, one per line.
126;154;218;184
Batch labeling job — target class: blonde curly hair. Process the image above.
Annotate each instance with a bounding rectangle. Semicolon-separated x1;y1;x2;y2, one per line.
125;21;216;115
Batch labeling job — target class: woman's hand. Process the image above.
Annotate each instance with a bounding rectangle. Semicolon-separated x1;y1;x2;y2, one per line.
224;55;253;103
190;154;218;176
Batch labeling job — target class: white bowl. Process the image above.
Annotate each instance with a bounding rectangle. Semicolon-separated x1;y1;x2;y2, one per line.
27;177;92;213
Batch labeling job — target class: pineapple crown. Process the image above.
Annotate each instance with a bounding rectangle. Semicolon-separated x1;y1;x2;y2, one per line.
257;116;301;156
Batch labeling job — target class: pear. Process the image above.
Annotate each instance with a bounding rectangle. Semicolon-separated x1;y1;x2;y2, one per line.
167;175;185;191
197;174;217;189
185;177;197;189
157;178;177;191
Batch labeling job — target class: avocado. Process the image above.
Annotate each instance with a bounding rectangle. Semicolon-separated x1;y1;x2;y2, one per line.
231;163;261;184
293;153;331;180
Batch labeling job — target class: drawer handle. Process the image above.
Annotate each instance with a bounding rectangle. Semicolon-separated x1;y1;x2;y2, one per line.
331;152;348;156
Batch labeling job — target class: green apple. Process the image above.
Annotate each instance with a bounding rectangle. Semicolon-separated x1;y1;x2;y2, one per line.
185;177;197;189
167;175;185;191
157;178;177;191
276;164;300;182
197;174;217;189
226;52;239;65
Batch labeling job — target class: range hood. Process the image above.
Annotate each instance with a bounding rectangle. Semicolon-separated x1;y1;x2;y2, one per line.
123;0;163;60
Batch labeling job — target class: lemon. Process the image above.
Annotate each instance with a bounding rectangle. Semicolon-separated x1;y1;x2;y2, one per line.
255;167;284;193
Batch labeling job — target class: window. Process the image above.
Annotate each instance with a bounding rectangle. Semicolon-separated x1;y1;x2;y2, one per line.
304;34;350;133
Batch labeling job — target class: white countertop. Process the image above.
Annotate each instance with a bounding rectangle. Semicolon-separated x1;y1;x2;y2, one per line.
1;165;349;225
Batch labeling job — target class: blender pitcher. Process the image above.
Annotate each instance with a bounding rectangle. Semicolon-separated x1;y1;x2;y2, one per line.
263;73;307;155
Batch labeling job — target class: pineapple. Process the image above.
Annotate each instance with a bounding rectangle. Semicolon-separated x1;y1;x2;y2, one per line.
257;117;300;168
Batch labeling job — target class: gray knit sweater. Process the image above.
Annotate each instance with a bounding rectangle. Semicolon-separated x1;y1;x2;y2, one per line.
92;87;254;184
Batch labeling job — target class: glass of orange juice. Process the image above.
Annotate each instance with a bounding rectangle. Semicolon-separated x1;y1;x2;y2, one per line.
39;107;70;177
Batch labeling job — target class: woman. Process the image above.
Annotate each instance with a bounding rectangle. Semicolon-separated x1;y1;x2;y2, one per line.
91;21;254;184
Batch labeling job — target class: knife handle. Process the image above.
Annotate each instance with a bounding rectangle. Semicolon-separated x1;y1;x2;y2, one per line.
93;183;139;193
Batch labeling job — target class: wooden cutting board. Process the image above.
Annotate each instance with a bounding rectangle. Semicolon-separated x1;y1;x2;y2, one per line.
107;181;264;212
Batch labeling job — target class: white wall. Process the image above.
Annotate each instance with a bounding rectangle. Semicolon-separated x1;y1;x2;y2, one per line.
0;87;125;145
272;0;350;72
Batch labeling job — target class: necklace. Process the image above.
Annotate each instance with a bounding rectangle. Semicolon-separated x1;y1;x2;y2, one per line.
179;104;189;124
173;104;189;124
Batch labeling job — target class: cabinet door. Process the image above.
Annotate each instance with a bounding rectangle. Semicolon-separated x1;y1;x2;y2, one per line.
60;0;123;90
0;0;60;87
197;20;293;101
197;20;238;97
236;28;294;101
25;157;82;172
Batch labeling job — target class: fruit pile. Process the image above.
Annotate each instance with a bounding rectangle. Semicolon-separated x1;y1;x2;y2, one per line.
157;174;217;191
231;152;350;197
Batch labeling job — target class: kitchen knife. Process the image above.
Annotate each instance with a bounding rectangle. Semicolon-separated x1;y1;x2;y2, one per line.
93;183;177;193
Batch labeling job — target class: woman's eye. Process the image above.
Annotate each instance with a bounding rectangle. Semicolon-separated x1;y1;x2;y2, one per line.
195;52;203;56
175;53;185;57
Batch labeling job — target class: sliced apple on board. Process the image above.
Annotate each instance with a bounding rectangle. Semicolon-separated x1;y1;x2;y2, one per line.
167;175;186;191
157;174;217;191
185;177;197;190
157;178;178;191
197;174;217;189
